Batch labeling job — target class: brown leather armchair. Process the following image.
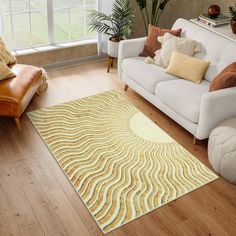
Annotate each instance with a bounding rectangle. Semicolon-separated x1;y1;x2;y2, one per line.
0;64;47;129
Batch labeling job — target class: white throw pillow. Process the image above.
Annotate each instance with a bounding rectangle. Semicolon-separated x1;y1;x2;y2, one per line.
145;33;201;68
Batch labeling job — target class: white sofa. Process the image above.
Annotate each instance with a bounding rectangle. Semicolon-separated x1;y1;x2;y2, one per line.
118;18;236;141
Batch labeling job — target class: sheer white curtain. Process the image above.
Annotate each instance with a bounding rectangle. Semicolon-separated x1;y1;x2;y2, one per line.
0;0;2;35
97;0;115;55
0;21;2;36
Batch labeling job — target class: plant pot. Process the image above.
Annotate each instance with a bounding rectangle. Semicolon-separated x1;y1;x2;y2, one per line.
230;19;236;34
108;38;120;58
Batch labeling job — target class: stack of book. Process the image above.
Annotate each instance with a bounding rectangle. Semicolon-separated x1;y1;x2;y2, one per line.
197;14;230;28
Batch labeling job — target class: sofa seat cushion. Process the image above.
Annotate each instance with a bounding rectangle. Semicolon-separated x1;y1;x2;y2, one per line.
155;79;210;123
122;57;178;93
0;64;43;117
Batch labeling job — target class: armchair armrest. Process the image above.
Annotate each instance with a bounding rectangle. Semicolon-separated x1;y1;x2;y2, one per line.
118;37;146;79
197;87;236;139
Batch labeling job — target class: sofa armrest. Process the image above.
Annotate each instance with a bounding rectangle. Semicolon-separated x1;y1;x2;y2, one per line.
118;37;146;79
197;87;236;139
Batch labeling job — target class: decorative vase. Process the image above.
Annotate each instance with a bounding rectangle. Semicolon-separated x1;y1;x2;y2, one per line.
107;38;120;58
208;5;221;18
230;19;236;34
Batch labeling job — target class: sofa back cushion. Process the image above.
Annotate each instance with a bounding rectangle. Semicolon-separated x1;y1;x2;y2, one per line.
172;19;236;82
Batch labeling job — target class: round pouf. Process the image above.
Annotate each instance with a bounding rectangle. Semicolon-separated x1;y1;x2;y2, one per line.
208;118;236;184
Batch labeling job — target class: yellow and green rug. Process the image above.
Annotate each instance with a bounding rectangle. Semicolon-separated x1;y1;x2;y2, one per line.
28;91;218;233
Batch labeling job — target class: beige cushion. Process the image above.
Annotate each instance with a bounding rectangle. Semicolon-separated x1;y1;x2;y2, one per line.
0;37;16;66
208;118;236;184
0;61;16;81
166;51;210;84
145;33;201;68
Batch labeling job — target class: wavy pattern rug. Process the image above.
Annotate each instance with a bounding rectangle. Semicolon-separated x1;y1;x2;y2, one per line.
28;91;218;233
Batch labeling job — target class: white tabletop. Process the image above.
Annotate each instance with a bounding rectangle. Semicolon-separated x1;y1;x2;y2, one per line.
190;18;236;43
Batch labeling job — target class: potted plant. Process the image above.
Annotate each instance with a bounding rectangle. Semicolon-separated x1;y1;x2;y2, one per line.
134;0;171;34
229;4;236;34
88;0;135;58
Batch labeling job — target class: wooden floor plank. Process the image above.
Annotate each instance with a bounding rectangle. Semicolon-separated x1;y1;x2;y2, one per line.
20;222;45;236
0;164;44;235
12;159;68;236
0;185;22;236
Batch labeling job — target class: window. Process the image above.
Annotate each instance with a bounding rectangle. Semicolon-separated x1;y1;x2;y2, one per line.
0;0;97;50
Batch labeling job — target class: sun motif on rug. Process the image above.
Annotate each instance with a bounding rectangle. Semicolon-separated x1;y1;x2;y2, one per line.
28;91;218;233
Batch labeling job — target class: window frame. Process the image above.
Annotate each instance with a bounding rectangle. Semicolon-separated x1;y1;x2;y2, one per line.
0;0;97;51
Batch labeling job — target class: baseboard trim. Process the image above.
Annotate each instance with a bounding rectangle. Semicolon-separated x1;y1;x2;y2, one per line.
42;54;108;71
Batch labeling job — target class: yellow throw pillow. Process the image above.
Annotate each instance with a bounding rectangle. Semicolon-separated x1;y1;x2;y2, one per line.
0;61;16;81
166;51;210;84
0;37;16;66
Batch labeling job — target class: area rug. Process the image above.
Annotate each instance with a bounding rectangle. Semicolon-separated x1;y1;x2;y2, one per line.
28;91;218;233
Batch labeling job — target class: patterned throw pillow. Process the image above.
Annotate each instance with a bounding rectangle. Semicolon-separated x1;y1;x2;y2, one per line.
145;33;201;68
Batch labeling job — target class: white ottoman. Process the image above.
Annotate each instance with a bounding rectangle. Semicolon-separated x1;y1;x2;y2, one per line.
208;118;236;184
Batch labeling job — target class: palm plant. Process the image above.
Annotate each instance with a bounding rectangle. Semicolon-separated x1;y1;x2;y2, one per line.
134;0;171;34
88;0;135;42
229;4;236;34
229;4;236;21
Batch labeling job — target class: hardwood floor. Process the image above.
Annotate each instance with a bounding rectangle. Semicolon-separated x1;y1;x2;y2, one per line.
0;60;235;236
